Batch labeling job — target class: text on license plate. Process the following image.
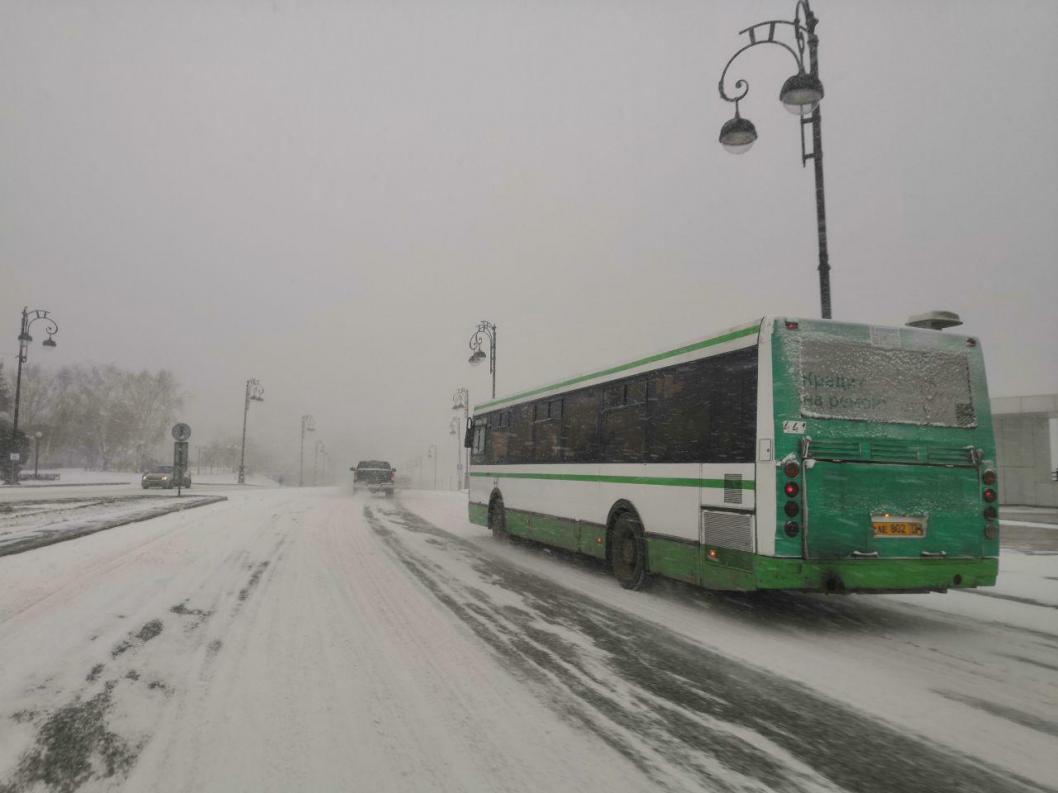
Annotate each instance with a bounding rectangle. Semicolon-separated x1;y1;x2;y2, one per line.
872;518;925;537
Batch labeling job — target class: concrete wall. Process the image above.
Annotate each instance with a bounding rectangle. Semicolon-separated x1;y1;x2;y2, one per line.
994;412;1058;508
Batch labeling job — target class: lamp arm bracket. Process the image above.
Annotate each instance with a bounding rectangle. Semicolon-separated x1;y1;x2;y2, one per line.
24;309;59;339
718;28;806;104
467;321;496;354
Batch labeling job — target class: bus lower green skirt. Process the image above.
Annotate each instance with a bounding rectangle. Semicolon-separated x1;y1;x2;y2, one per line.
746;553;997;594
470;502;997;594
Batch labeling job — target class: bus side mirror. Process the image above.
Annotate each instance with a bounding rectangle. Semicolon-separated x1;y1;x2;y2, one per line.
464;421;474;449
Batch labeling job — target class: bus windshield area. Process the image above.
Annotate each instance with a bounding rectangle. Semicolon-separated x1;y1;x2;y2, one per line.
799;338;976;428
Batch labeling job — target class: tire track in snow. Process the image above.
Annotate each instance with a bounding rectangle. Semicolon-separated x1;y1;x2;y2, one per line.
367;504;1054;793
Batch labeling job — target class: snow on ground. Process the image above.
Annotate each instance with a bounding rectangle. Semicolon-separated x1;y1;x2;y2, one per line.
0;487;1055;793
9;468;137;487
0;492;226;556
0;490;657;793
400;489;1058;788
5;467;278;488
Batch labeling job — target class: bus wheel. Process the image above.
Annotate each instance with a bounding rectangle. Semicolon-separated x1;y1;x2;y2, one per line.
488;495;508;540
611;512;648;590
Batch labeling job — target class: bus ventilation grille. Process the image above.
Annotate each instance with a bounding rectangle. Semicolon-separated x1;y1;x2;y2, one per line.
807;440;975;466
927;447;976;465
701;509;753;552
723;474;743;504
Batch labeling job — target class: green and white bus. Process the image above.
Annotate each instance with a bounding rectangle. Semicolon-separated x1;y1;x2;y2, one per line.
467;317;999;593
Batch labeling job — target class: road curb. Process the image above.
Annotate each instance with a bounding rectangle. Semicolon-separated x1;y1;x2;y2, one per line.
0;496;228;558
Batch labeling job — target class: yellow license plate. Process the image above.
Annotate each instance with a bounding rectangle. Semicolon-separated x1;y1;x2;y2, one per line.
872;519;925;537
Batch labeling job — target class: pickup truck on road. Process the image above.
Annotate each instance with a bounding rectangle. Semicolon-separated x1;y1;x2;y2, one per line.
351;460;395;497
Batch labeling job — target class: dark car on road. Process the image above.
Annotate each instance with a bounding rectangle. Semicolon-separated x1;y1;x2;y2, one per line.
351;460;395;497
141;465;190;489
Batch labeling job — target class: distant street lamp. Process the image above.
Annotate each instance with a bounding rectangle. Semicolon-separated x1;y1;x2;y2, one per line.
238;378;264;485
467;321;497;399
451;387;469;489
314;440;326;486
718;0;832;319
299;414;315;487
7;307;59;484
427;444;438;490
33;431;43;480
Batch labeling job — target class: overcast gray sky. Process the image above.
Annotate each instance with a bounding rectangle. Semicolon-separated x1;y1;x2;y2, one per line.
2;0;1056;478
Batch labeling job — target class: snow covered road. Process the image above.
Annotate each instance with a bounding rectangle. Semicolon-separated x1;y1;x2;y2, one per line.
0;488;1055;793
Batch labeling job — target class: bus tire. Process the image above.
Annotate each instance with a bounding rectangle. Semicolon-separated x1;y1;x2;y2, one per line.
611;511;649;590
488;494;508;540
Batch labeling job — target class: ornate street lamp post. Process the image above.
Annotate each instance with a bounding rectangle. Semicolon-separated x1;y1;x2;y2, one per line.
718;0;832;319
299;414;315;487
451;386;469;489
467;321;497;399
238;378;264;484
7;307;59;484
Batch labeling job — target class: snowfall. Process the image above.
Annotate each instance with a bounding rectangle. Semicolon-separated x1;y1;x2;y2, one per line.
0;478;1055;793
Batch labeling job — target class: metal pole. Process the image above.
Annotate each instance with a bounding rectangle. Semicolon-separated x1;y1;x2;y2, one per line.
490;327;496;399
463;391;469;489
238;380;250;484
34;433;41;479
8;310;29;484
805;14;832;320
299;419;306;487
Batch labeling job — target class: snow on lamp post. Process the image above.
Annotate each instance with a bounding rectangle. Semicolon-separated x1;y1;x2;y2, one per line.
718;0;832;319
238;378;264;485
449;417;461;490
427;444;438;490
452;386;469;489
299;414;315;487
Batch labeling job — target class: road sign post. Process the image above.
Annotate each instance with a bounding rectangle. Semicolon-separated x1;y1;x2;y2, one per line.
172;423;192;497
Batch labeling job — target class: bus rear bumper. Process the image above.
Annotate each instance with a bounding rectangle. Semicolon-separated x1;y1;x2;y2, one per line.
751;555;999;594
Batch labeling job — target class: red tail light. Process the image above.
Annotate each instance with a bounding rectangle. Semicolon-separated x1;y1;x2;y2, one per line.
784;501;800;517
784;482;800;498
390;470;396;481
982;470;996;485
783;461;800;478
982;488;997;503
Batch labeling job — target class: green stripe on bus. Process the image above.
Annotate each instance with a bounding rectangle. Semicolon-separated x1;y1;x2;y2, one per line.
469;471;754;490
473;323;761;411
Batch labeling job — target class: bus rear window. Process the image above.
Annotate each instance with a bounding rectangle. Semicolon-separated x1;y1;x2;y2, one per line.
799;339;976;428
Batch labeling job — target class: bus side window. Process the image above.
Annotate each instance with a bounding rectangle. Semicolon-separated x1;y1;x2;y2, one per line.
472;418;488;463
563;389;600;462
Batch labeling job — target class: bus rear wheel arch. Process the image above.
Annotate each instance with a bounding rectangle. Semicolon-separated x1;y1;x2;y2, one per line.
608;504;649;590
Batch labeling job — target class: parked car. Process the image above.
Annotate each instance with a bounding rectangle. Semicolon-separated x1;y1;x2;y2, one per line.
142;465;191;489
351;460;395;497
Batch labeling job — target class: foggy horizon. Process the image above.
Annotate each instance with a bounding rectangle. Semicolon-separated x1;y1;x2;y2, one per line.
3;0;1056;477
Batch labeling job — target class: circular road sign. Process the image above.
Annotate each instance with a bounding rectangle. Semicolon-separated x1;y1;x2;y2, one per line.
172;423;192;441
